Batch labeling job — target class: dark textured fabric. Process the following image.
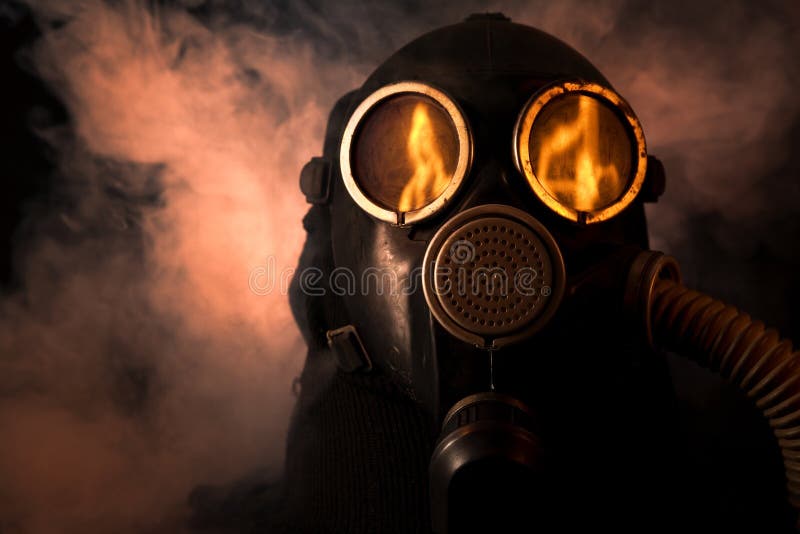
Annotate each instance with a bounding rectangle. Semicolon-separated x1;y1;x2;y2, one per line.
277;357;435;534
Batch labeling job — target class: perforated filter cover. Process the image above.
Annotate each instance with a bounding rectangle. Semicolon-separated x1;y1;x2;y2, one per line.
423;205;565;348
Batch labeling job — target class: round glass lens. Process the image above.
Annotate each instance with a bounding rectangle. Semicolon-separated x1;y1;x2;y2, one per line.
528;93;632;212
353;94;460;212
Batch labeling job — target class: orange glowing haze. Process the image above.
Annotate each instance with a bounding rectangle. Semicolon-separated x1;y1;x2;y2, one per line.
0;1;362;532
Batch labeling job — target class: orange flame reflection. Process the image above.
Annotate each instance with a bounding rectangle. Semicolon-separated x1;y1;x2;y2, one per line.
398;103;450;212
535;96;626;212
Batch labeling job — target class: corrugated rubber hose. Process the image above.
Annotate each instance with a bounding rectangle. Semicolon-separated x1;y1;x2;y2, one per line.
650;278;800;525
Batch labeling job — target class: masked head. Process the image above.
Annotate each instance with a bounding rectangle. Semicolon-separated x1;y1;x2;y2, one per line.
289;13;673;533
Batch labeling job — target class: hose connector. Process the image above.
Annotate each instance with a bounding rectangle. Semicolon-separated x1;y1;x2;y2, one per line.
629;252;800;527
623;250;682;347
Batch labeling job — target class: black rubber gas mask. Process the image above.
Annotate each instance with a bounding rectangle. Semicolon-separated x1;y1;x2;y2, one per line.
290;14;800;534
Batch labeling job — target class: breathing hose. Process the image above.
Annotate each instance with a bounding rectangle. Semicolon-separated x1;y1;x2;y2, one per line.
627;251;800;526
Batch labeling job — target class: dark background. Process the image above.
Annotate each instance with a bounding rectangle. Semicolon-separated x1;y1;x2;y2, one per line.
1;0;799;532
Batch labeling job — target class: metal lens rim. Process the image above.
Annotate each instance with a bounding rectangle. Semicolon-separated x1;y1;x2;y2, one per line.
340;81;473;225
512;80;648;224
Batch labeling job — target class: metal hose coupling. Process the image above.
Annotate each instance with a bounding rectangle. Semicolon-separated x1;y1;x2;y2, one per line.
628;251;800;526
429;392;544;534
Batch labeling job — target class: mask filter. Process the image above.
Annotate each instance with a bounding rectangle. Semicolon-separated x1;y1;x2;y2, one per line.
423;204;565;349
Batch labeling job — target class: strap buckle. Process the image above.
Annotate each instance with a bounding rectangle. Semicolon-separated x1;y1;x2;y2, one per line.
326;325;372;373
300;157;331;205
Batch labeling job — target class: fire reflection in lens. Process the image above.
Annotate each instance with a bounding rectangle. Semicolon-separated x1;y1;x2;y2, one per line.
353;94;458;212
398;103;451;211
530;94;632;212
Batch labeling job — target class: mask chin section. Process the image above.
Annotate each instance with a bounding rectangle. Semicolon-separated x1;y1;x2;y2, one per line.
422;204;565;349
424;205;563;532
429;392;544;534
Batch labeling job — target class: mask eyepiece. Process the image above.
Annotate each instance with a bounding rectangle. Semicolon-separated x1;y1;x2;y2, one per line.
513;81;647;224
340;81;473;225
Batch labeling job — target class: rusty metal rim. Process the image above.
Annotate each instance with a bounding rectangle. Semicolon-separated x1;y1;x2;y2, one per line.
512;80;648;225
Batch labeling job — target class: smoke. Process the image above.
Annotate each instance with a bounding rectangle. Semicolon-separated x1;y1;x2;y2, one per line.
0;1;363;532
1;0;798;533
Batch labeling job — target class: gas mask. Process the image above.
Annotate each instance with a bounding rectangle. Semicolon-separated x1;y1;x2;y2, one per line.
286;14;800;534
